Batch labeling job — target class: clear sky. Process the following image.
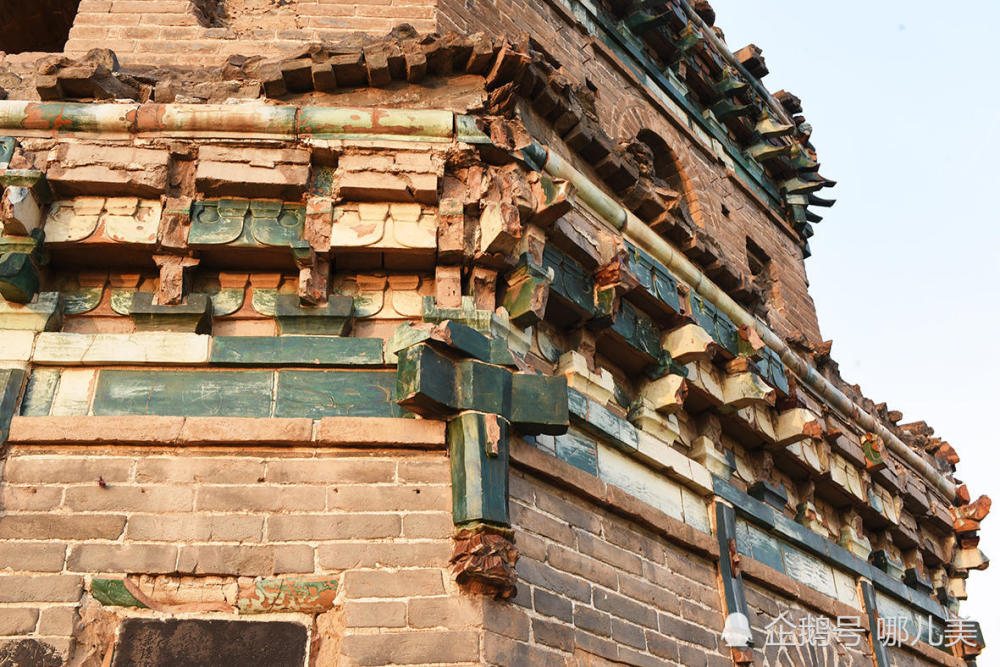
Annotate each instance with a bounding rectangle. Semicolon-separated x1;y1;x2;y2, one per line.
709;0;999;645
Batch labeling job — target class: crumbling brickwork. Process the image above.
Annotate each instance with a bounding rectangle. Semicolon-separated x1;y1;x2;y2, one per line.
0;0;985;664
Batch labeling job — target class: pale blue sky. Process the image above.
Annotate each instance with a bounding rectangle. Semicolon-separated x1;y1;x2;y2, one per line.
710;0;999;644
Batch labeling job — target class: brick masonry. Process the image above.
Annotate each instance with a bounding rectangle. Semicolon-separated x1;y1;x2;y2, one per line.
495;468;730;666
0;446;481;665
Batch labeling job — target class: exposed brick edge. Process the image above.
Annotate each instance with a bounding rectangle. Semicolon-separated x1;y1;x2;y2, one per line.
509;437;719;560
6;416;446;448
741;557;965;667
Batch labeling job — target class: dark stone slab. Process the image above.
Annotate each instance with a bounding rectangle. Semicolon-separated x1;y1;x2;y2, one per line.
93;370;273;417
211;336;384;366
275;369;405;418
0;368;26;443
111;618;307;667
0;639;62;667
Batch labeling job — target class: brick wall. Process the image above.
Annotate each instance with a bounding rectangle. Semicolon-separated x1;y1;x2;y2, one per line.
0;445;480;664
488;468;731;666
438;0;824;346
63;0;438;66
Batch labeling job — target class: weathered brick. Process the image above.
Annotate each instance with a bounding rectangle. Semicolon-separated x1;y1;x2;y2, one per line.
574;529;643;574
126;514;264;542
0;575;82;602
407;595;481;629
317;541;451;569
396;459;450;484
0;514;125;540
176;545;313;576
516;557;590;603
658;612;718;650
532;617;574;652
5;457;132;484
341;631;479;665
481;601;530;641
546;544;618;590
612;618;647;650
510;501;574;546
483;632;567;667
343;569;444;598
135;457;264;484
266;459;395;484
619;573;682;616
67;544;177;574
0;608;38;635
269;514;400;541
1;486;63;511
593;588;657;629
0;543;66;572
401;512;452;538
36;607;76;637
573;604;611;637
196;486;324;512
344;600;407;628
327;485;449;512
533;588;572;622
63;485;193;512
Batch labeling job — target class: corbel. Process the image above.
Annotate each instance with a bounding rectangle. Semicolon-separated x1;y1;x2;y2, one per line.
871;534;906;581
794;480;830;538
839;508;873;559
860;432;887;472
662;323;718;364
529;173;573;228
477;200;521;264
556;350;615;406
952;494;991;535
394;334;568;600
502;254;552;327
719;364;776;411
771;407;823;447
1;184;44;237
0;229;45;304
747;451;787;510
902;549;934;595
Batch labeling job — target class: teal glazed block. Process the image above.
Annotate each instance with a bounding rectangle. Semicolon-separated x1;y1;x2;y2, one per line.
211;336;384;366
396;343;459;417
19;368;59;417
129;292;213;334
0;368;26;443
449;411;510;526
510;373;569;436
554;432;597;476
275;369;406;418
93;370;273;417
274;294;354;335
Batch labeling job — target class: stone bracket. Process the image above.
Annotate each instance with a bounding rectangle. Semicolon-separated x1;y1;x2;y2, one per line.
130;292;213;334
273;293;354;335
395;342;568;435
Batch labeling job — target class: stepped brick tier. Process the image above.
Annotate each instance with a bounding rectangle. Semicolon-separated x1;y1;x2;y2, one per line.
0;0;986;665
